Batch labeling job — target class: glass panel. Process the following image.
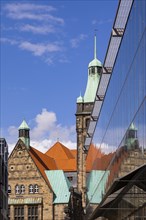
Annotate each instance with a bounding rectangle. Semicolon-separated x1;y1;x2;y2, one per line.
87;0;146;218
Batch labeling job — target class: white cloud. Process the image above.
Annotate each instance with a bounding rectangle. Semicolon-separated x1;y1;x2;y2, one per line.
4;3;56;13
31;109;57;139
6;108;76;154
4;3;64;24
20;24;55;35
0;37;17;45
19;41;63;56
70;34;87;48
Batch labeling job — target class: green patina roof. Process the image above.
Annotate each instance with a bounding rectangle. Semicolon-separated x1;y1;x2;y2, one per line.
84;74;100;103
129;122;137;131
45;170;71;204
88;58;102;68
83;35;102;103
19;120;30;130
87;170;109;204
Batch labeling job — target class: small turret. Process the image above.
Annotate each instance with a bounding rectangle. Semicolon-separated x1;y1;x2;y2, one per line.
125;123;139;150
18;120;30;149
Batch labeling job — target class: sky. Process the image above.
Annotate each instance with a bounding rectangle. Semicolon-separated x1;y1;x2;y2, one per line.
0;0;118;153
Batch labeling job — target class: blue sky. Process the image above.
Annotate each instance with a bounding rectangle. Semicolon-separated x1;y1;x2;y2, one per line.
1;0;118;152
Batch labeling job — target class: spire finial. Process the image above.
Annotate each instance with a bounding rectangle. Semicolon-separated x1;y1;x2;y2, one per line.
94;29;97;59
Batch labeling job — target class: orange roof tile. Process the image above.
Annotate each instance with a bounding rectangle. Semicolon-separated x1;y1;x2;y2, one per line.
55;159;77;171
86;144;103;172
70;149;77;158
45;141;75;160
29;147;58;188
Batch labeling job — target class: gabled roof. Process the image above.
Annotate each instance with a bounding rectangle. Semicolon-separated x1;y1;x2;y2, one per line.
87;170;109;204
70;149;77;158
45;141;75;160
55;159;76;171
29;147;58;187
86;144;103;172
45;170;71;204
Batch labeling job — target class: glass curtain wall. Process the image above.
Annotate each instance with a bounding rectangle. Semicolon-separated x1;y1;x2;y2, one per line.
87;0;146;218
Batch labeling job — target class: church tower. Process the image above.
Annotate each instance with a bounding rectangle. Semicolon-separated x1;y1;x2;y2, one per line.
18;120;30;149
76;34;102;210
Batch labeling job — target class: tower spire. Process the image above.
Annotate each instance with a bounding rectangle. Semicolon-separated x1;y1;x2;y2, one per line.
94;29;97;59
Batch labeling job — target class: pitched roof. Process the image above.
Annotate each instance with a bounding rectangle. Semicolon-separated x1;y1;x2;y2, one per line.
45;170;71;204
70;149;77;158
29;147;58;187
45;141;75;160
86;144;103;172
55;159;77;171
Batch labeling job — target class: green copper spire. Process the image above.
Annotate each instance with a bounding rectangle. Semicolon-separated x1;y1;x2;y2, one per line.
18;120;30;149
84;34;102;103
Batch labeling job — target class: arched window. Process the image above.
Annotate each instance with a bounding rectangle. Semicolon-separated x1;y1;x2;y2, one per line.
8;185;11;194
34;184;39;193
15;185;20;194
29;184;34;194
20;185;25;194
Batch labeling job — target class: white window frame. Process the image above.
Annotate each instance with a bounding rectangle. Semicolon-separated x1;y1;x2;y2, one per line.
34;184;39;193
15;185;20;194
21;185;25;194
29;185;34;194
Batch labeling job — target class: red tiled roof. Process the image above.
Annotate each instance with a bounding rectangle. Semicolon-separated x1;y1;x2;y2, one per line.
70;149;77;158
86;144;103;172
55;159;77;171
29;147;58;188
45;141;75;160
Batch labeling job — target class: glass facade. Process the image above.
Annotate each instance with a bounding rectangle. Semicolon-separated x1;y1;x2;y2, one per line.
87;0;146;219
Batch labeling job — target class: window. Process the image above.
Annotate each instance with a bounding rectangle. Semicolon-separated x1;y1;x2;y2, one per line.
20;185;25;194
34;184;39;193
67;176;73;182
8;185;11;194
28;205;38;220
29;184;34;194
14;206;24;220
15;185;20;194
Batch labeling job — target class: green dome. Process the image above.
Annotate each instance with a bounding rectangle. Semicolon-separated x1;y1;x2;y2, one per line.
88;58;102;68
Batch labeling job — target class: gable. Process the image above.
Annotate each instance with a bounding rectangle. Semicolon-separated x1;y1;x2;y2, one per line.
45;142;75;160
8;139;52;189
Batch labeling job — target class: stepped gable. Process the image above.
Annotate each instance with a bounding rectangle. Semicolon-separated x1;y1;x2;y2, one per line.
29;146;58;186
45;141;75;160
